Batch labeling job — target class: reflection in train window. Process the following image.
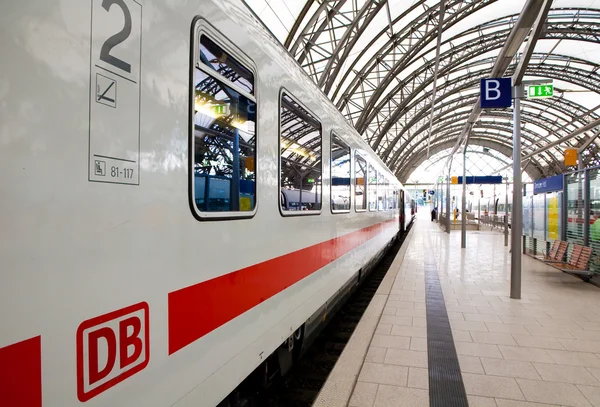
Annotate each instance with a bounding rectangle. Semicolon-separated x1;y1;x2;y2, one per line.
368;165;377;211
192;35;256;216
199;35;254;95
280;92;322;212
331;133;351;212
355;154;367;212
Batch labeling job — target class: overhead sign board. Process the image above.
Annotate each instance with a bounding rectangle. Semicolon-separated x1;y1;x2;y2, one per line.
564;149;578;166
527;84;553;99
480;78;512;108
453;176;503;185
533;174;563;194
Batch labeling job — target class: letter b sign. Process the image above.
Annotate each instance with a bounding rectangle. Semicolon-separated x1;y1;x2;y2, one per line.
480;78;512;108
77;302;149;402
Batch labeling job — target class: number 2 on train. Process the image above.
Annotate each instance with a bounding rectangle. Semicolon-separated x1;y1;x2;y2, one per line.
100;0;132;73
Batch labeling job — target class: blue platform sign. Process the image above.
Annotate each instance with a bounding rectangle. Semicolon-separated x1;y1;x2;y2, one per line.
457;176;503;185
533;174;563;194
480;78;512;108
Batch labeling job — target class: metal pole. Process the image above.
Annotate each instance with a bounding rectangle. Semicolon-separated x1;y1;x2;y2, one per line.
447;168;451;234
461;149;467;248
504;179;509;246
478;195;481;227
511;85;523;299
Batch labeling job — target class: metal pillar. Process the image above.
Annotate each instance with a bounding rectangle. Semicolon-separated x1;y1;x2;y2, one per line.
461;149;467;248
478;195;481;227
446;168;451;234
504;179;509;247
511;85;523;299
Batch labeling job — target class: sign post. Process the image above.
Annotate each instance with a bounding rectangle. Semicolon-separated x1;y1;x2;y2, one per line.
504;176;509;247
511;84;523;299
461;148;467;248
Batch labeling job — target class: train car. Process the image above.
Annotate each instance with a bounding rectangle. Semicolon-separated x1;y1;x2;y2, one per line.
0;1;415;407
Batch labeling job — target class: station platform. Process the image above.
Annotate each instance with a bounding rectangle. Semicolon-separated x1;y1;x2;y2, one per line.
314;212;600;407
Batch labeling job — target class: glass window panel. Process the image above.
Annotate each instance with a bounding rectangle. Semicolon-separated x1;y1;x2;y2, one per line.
331;134;351;212
566;172;585;245
532;194;545;240
192;38;256;215
355;154;367;211
199;35;254;94
589;170;600;273
522;195;533;237
546;191;562;242
368;164;377;211
280;93;322;212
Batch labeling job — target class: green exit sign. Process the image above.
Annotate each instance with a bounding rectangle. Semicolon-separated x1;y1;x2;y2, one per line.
528;84;553;98
212;104;230;115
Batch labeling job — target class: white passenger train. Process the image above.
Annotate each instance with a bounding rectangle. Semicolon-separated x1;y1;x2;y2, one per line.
0;1;415;406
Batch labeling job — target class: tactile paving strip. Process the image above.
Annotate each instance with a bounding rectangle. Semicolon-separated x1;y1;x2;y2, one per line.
425;257;469;407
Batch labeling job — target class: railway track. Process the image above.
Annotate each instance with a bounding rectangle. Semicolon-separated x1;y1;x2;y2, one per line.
257;227;411;407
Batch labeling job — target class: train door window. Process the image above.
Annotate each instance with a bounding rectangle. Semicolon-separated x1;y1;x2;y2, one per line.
331;133;351;213
191;32;257;219
386;180;394;210
368;165;377;211
377;175;385;211
355;154;367;212
279;92;322;214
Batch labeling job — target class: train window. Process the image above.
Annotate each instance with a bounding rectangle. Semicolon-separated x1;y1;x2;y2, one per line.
331;133;351;213
279;92;322;213
368;165;377;211
199;36;254;95
191;34;257;219
355;154;367;212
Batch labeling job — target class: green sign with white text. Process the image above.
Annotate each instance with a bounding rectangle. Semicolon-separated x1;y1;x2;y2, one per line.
527;84;553;98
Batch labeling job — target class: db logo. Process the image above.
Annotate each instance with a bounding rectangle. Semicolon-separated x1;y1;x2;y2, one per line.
76;302;149;402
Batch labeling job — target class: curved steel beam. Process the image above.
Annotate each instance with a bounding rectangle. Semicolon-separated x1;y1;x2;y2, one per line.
370;49;600;154
333;0;497;109
421;150;512;174
336;8;600;127
397;135;545;183
360;22;600;147
380;59;600;165
387;95;596;170
394;121;556;176
390;106;587;175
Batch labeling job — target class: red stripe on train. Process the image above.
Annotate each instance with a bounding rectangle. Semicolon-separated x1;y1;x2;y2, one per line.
168;219;397;355
0;336;42;407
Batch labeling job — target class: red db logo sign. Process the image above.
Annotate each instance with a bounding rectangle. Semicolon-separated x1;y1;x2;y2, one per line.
76;302;149;402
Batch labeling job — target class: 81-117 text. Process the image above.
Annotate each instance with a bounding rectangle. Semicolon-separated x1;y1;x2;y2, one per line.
111;166;134;179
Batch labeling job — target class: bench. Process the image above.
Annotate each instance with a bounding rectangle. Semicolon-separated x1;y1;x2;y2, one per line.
548;244;594;281
537;240;568;263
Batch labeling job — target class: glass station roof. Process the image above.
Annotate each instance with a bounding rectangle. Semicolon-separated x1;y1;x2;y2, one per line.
244;0;600;183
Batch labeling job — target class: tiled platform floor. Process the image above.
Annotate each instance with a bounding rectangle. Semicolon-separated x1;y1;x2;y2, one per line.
349;212;600;407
